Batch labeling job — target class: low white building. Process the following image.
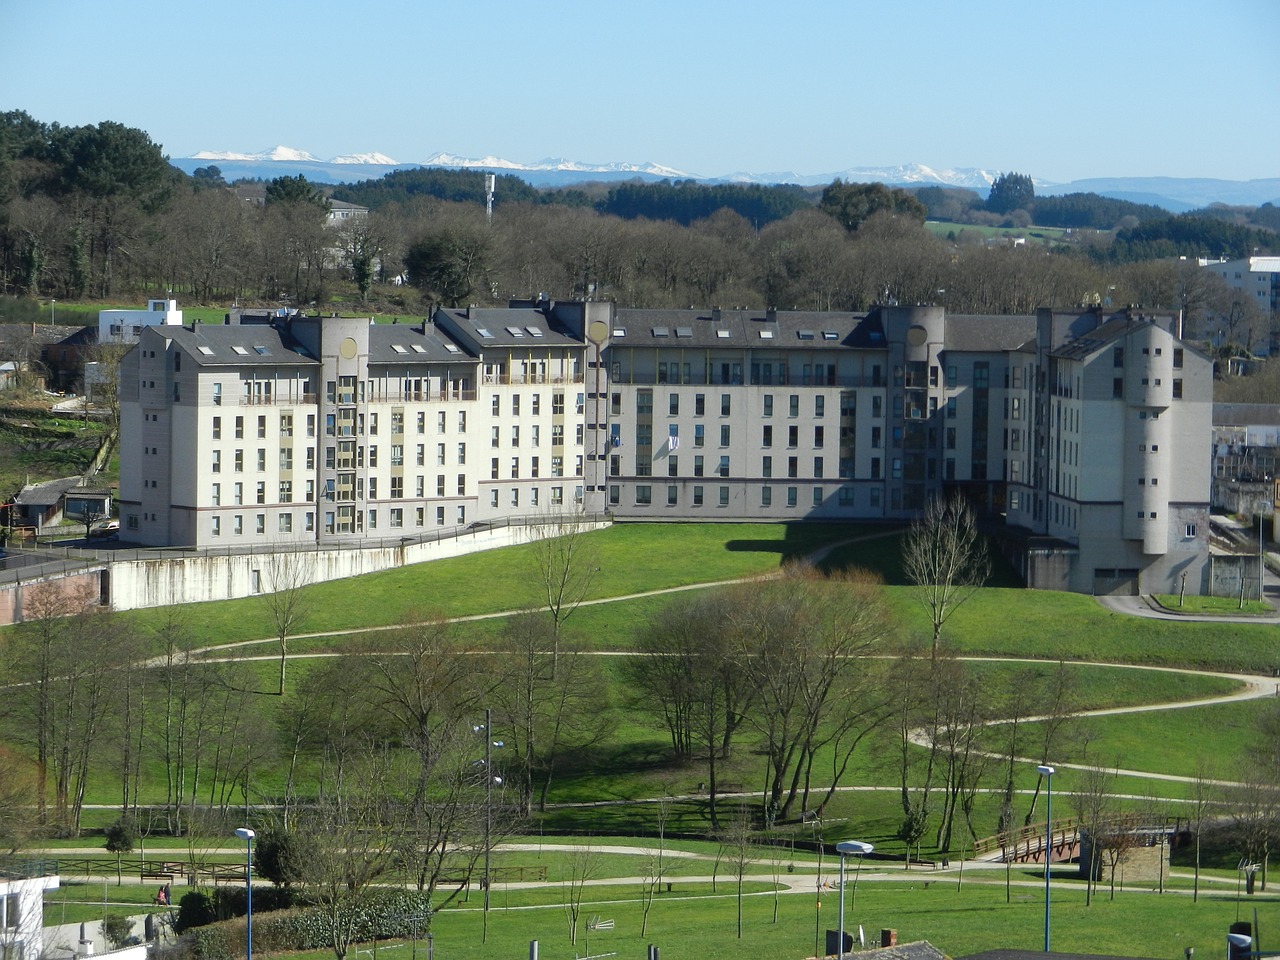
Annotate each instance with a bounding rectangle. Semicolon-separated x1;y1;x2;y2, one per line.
98;299;184;344
0;860;60;960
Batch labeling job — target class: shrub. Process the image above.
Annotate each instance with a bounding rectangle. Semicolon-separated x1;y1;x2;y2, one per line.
186;889;434;960
102;914;136;949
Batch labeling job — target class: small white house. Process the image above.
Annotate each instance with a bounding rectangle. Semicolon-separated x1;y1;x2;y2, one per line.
98;299;184;344
1;862;60;960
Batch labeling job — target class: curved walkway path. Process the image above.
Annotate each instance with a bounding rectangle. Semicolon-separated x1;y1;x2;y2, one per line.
170;531;1276;802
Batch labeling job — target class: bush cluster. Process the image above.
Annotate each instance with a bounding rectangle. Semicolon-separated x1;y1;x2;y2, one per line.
181;888;433;960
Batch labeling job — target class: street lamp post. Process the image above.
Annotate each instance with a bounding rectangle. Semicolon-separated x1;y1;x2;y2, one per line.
474;710;504;943
50;299;55;324
1036;766;1055;953
836;840;873;958
235;827;255;960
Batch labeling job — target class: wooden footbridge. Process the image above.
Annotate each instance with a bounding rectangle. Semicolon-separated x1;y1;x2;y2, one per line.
973;818;1080;864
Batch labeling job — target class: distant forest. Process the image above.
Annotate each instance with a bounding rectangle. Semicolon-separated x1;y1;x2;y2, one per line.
0;110;1276;358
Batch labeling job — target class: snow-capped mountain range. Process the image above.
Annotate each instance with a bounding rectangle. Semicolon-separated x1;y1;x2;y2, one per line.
171;146;1280;210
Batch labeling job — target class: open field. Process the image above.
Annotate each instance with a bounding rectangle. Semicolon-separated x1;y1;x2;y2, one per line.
924;220;1079;244
10;521;1280;958
289;874;1280;960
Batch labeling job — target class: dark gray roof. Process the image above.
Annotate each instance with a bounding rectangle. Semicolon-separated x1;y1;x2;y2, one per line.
1215;403;1280;427
961;950;1164;960
367;324;478;365
1051;316;1133;361
942;315;1038;353
159;325;316;367
16;476;84;506
876;942;949;960
611;307;880;350
436;307;584;349
0;323;92;348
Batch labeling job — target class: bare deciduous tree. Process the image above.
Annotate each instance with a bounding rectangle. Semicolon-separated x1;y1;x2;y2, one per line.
530;511;600;672
562;843;599;946
902;493;991;656
262;551;315;694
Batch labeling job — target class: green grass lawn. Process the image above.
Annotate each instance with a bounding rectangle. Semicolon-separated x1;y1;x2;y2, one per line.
276;875;1280;960
118;522;885;648
1152;594;1274;616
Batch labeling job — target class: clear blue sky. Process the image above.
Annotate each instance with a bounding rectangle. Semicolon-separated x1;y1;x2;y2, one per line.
4;0;1278;183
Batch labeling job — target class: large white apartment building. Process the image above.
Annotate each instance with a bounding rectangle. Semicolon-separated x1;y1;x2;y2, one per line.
118;300;1212;595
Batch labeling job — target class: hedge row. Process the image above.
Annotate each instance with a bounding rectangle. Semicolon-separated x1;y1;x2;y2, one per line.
185;889;434;960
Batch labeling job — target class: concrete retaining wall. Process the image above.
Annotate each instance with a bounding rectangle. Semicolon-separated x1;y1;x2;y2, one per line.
106;520;609;612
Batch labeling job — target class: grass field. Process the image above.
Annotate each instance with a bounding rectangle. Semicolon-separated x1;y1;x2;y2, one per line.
12;519;1280;957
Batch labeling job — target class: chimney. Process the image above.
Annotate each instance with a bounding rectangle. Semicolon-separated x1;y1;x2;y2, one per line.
766;306;778;324
712;306;721;322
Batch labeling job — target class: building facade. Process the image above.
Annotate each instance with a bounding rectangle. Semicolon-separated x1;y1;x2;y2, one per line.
118;301;1212;595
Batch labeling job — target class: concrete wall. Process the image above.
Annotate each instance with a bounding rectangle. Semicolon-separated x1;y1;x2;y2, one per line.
0;569;106;626
1209;553;1264;601
106;520;609;612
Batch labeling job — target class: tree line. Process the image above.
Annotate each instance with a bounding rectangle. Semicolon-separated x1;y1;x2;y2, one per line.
0;111;1274;350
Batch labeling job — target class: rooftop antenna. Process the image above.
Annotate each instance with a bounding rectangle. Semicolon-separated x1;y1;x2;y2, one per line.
485;174;496;226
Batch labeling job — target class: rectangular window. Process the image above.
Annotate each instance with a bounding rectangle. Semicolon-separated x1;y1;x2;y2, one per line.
789;395;799;417
719;486;729;506
212;417;222;440
212;450;222;473
669;393;680;415
761;486;772;506
257;415;266;439
762;455;772;478
721;394;731;416
812;487;823;507
763;425;773;447
692;485;704;506
814;426;824;448
720;425;730;446
635;485;651;505
763;395;773;417
667;485;678;506
815;395;825;417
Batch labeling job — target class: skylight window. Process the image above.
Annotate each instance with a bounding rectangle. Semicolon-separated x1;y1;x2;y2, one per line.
797;330;815;341
253;345;271;355
613;329;627;337
675;326;693;338
476;328;494;339
526;326;545;337
232;346;249;355
758;330;774;340
822;331;839;340
197;346;214;356
716;329;732;339
411;344;427;353
505;326;525;337
391;344;407;354
444;343;461;353
652;326;669;338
